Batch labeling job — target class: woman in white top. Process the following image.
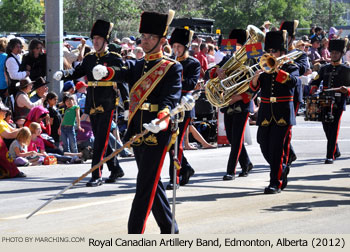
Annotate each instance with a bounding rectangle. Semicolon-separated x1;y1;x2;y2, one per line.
5;38;29;96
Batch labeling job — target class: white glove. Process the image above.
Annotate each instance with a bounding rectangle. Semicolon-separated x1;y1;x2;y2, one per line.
53;71;63;81
93;65;108;80
124;110;129;121
143;118;167;133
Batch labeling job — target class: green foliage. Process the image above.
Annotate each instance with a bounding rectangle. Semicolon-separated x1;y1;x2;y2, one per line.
202;0;313;37
0;0;44;32
63;0;141;38
310;0;346;29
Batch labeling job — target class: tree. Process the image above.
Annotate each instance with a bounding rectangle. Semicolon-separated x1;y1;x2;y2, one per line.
202;0;312;37
310;0;346;30
63;0;141;38
0;0;44;32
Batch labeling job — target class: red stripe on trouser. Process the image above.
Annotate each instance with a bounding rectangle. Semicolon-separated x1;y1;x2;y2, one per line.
98;110;114;177
141;145;169;234
278;125;292;188
234;113;250;172
284;131;292;165
332;111;343;159
284;102;299;165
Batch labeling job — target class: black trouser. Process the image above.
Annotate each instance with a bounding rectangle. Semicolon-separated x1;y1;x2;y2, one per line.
257;123;291;188
168;117;192;182
322;108;343;159
90;110;122;179
224;111;251;175
128;130;178;234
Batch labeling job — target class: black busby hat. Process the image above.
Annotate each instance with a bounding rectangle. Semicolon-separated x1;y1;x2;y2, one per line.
139;10;175;37
329;39;347;53
32;77;49;91
279;20;299;37
169;28;194;48
264;30;288;52
228;29;248;45
90;20;113;42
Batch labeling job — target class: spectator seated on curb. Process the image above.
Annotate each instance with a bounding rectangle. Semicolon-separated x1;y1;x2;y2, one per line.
0;101;20;148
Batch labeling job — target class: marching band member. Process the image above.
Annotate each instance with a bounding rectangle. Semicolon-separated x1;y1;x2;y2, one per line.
310;39;350;164
53;20;128;187
166;28;201;189
92;10;181;234
250;31;300;194
279;20;309;168
213;29;254;180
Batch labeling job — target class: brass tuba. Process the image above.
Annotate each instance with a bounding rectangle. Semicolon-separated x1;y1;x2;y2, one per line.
205;25;265;108
217;50;304;95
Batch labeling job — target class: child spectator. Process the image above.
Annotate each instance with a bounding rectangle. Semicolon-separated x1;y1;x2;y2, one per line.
0;101;20;148
28;122;47;165
75;81;87;114
29;121;86;164
45;92;61;147
5;110;16;128
8;127;39;166
59;95;84;153
62;80;77;104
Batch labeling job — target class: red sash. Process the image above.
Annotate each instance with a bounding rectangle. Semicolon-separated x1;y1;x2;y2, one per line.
128;59;174;125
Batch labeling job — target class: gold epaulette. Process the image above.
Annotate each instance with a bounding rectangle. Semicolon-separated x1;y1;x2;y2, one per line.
110;51;122;58
85;51;94;57
162;56;177;63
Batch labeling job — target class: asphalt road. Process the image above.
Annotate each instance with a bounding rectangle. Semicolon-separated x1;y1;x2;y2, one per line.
0;110;349;235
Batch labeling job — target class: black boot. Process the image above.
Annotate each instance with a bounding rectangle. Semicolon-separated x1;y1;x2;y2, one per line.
264;185;281;194
180;167;195;186
86;177;103;187
223;173;235;180
105;169;125;183
281;166;290;190
166;181;179;190
238;163;253;177
324;158;334;164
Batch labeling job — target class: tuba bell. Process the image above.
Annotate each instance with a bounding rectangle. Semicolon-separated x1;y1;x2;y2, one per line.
205;25;265;108
217;50;304;94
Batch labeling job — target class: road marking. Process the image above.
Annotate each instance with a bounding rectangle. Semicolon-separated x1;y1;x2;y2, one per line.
295;126;350;129
292;139;350;142
0;195;133;220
